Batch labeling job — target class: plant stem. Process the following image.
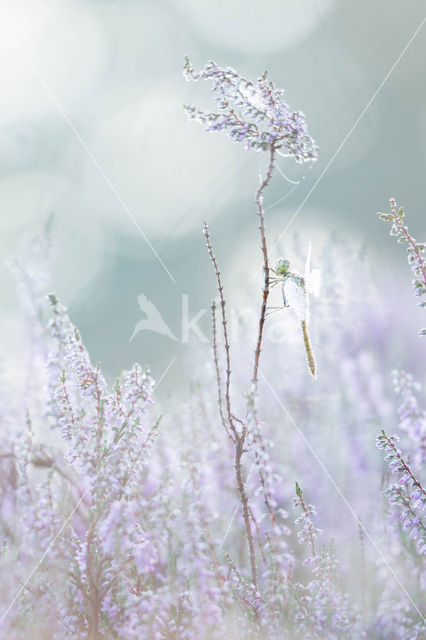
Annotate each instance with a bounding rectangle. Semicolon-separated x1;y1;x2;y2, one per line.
204;223;258;588
401;224;426;287
235;439;257;589
382;430;425;497
211;301;232;440
296;483;318;569
204;223;238;441
252;144;275;388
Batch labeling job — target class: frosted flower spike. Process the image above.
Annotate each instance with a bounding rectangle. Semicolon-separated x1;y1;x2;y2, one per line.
183;57;318;162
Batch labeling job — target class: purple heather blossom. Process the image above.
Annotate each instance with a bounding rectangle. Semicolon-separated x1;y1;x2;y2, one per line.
292;484;359;638
392;369;426;467
378;198;426;336
1;230;423;639
376;430;426;556
183;58;318;161
1;71;426;640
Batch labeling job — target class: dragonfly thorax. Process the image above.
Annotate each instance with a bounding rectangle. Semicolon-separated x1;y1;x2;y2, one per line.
275;258;290;275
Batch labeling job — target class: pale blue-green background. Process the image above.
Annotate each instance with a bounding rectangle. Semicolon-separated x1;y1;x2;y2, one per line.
1;0;425;393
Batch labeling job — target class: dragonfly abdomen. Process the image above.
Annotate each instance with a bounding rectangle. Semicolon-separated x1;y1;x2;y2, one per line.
301;320;316;379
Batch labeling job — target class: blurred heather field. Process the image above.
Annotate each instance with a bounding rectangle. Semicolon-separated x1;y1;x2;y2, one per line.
0;2;426;639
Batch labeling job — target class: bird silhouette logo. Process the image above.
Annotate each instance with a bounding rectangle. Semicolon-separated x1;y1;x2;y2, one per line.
129;294;178;343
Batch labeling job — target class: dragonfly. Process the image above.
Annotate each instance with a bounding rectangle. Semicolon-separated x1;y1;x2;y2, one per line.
269;245;320;378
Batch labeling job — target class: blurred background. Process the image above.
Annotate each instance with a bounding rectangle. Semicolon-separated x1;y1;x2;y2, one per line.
1;0;425;395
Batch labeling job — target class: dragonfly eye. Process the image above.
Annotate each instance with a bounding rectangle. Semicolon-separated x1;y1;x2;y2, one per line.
275;258;290;275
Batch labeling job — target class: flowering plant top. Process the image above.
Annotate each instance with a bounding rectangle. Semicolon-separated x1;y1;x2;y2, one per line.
378;198;426;336
183;57;318;162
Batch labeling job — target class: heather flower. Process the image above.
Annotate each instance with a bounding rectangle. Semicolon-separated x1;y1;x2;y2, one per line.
292;484;360;638
183;57;318;161
376;430;426;556
378;198;426;335
293;482;322;566
1;55;426;639
391;369;426;466
2;229;424;638
374;594;426;640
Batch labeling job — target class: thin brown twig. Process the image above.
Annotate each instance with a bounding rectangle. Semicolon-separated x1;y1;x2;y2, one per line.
252;144;276;388
249;506;267;566
235;438;257;588
211;301;232;441
203;223;238;440
204;222;258;589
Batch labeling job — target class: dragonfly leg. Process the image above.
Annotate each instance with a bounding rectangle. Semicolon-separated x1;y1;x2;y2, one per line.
265;306;285;317
268;278;281;289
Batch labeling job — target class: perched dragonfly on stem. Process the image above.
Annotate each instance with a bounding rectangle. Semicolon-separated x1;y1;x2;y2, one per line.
269;245;320;378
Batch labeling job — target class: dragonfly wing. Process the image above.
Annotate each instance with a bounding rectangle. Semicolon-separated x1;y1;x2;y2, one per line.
283;276;308;322
304;242;312;280
306;268;322;297
281;284;288;307
304;242;322;297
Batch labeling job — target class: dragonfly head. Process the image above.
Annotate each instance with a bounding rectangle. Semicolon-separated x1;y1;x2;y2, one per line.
275;258;290;275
